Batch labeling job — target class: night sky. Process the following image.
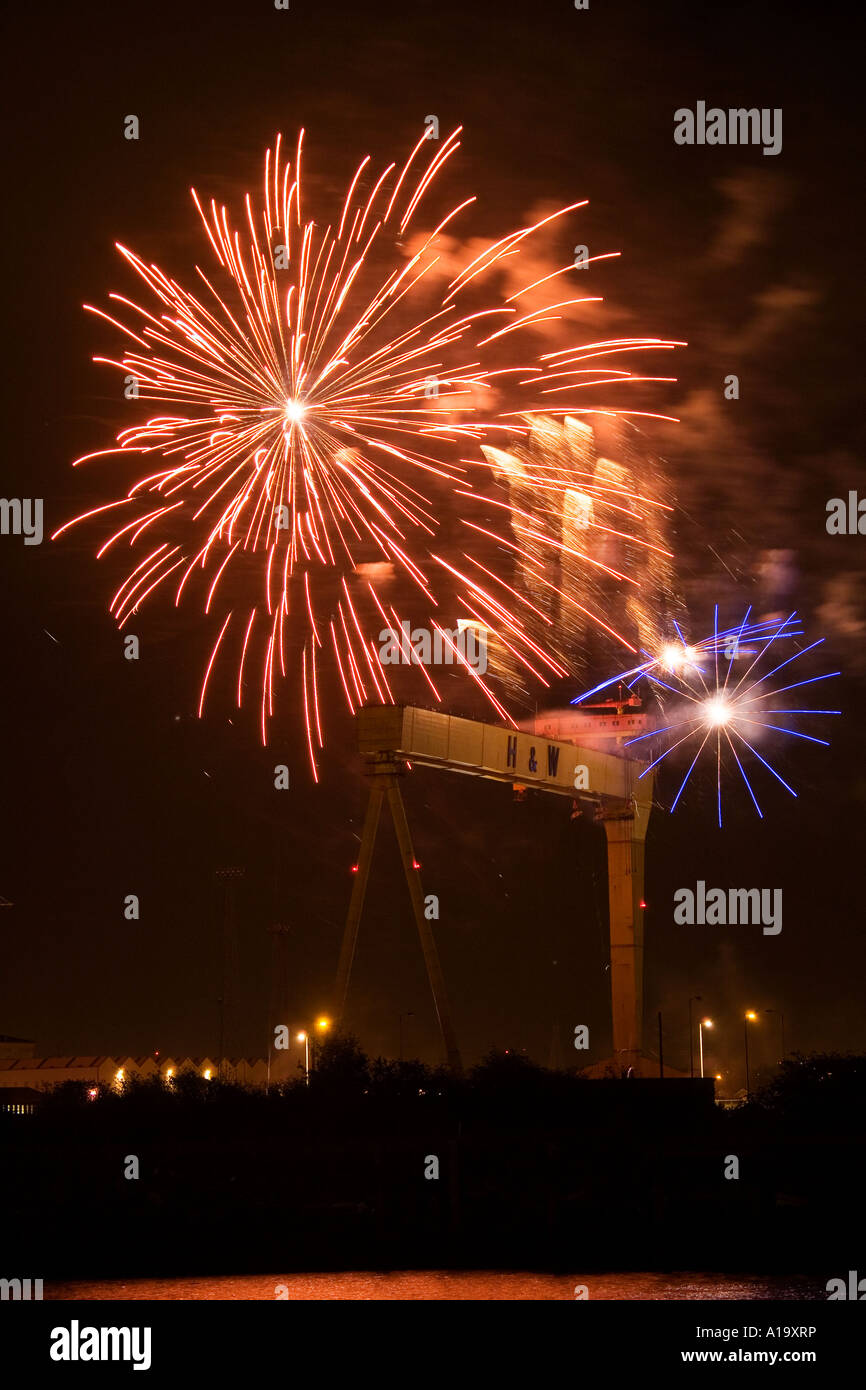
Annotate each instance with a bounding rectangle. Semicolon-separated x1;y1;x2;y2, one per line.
1;0;863;1085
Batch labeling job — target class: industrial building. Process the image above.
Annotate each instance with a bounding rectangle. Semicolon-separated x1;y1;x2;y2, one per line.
0;1055;280;1090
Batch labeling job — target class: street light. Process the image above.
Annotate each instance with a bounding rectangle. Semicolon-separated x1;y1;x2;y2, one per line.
688;996;702;1077
296;1019;330;1084
314;1017;331;1072
699;1017;713;1079
744;1011;758;1100
765;1009;786;1063
296;1030;310;1084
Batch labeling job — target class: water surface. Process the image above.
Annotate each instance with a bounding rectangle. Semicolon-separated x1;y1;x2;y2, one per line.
47;1271;826;1300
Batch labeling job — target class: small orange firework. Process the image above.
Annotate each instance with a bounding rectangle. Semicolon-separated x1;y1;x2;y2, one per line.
56;127;682;777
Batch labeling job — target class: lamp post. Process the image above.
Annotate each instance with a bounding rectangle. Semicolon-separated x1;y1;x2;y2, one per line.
314;1017;331;1070
699;1017;713;1079
765;1009;786;1063
296;1030;310;1084
744;1010;758;1099
296;1017;330;1083
688;995;702;1078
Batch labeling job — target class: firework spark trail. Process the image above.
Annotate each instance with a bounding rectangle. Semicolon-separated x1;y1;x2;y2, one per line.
57;129;683;775
573;611;839;824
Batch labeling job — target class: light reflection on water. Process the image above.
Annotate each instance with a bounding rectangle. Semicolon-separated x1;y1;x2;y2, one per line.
48;1271;826;1301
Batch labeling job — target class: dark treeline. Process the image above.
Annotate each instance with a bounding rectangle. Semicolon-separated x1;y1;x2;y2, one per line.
3;1043;864;1279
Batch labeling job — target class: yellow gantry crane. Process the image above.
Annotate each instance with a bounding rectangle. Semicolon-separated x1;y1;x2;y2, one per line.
335;704;654;1075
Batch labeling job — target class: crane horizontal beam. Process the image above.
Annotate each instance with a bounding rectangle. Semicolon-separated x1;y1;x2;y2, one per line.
357;703;652;814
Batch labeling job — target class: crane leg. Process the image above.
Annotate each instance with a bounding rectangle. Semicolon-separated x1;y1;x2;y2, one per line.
334;784;384;1029
385;780;463;1075
603;806;650;1071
